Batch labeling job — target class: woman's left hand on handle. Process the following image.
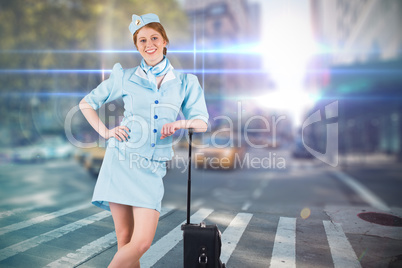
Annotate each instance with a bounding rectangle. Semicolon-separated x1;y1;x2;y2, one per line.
160;121;181;139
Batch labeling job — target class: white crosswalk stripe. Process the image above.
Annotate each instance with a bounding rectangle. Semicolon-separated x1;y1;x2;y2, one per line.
220;213;253;264
323;220;362;268
0;210;111;262
47;231;117;268
0;202;92;235
270;217;296;268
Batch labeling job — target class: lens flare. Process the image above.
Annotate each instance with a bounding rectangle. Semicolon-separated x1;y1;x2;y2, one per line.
300;207;311;219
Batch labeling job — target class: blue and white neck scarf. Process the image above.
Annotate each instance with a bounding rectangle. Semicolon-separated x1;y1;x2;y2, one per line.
140;56;172;88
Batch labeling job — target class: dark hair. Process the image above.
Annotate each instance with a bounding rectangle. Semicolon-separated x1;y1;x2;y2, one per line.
133;22;169;55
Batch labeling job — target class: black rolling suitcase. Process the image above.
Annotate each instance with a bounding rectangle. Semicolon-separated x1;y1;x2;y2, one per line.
181;129;226;268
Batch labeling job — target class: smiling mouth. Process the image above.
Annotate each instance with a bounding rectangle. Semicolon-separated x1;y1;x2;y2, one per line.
145;48;157;54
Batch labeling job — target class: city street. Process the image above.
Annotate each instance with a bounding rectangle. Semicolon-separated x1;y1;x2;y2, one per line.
0;148;401;268
1;0;402;267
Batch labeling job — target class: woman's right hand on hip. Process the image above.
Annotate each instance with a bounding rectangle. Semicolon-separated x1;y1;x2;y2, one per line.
106;126;131;142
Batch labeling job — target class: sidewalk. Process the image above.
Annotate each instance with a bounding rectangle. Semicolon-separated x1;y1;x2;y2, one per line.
329;153;402;268
338;152;399;170
339;152;402;180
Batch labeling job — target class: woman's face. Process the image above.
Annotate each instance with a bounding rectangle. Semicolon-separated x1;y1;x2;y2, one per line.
136;26;167;66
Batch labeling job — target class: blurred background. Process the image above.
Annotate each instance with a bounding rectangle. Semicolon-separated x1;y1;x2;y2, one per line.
1;1;402;267
0;0;401;193
0;0;401;169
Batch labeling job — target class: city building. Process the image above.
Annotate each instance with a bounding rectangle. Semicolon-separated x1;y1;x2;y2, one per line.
184;0;268;127
308;0;402;161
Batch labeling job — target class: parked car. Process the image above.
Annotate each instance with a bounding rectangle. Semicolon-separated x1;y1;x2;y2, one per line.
12;144;48;162
12;135;75;162
40;135;76;159
291;138;314;158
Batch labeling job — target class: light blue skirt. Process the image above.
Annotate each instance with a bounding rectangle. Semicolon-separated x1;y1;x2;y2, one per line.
92;139;167;213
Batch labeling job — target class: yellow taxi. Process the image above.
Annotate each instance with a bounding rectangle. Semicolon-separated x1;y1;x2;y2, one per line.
75;147;106;176
194;136;245;170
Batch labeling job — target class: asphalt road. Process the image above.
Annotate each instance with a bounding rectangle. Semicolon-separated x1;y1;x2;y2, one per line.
0;148;401;268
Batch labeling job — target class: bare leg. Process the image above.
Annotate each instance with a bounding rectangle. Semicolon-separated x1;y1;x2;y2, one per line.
109;202;134;250
108;207;160;268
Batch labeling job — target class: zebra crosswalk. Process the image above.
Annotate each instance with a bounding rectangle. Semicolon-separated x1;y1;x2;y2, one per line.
0;204;363;267
46;208;174;268
0;203;92;236
0;210;110;262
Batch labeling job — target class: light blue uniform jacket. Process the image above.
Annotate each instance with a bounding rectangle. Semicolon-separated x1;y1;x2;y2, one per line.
84;63;209;161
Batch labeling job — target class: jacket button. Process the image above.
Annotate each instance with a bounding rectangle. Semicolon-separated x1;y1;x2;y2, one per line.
154;115;158;119
154;100;159;104
151;143;155;147
153;129;157;133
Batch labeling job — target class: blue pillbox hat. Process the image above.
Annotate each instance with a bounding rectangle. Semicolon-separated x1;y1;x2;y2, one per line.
129;13;160;35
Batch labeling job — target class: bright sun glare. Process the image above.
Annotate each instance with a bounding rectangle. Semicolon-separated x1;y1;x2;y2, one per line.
258;0;318;126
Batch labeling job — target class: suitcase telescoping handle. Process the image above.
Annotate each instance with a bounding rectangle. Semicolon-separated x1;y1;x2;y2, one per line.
186;128;194;225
